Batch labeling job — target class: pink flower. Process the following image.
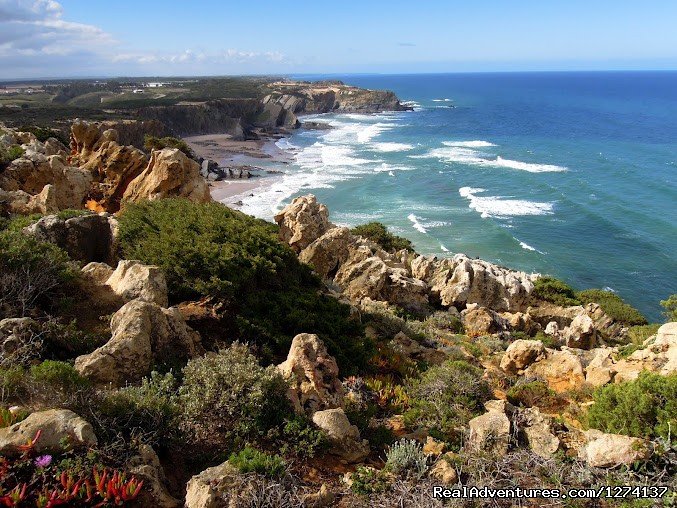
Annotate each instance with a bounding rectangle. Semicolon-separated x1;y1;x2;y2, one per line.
34;455;52;468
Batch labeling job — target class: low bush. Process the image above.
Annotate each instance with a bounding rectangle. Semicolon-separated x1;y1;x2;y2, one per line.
404;360;492;442
531;276;580;307
384;439;429;479
349;466;392;495
229;447;286;479
178;344;290;452
351;222;413;253
0;145;24;167
507;380;564;409
279;415;327;459
118;199;369;372
17;125;69;145
626;324;660;346
0;229;74;319
143;135;193;158
29;361;90;393
587;372;677;443
660;294;677;322
92;371;179;449
577;289;647;325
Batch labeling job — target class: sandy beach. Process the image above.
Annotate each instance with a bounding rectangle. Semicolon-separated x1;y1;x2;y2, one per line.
184;133;293;203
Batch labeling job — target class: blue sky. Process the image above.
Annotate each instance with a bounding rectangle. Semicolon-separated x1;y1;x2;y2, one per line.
2;0;677;79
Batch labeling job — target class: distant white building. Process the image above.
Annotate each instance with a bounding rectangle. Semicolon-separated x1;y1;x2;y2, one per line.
146;82;168;88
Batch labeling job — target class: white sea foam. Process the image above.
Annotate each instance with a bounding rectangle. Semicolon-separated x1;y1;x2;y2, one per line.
442;140;497;148
440;244;449;252
407;213;428;233
414;141;567;172
275;138;299;151
459;187;554;219
371;142;414;152
432;98;453;102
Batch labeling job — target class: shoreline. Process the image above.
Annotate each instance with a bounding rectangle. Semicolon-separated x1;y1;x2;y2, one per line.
184;133;294;204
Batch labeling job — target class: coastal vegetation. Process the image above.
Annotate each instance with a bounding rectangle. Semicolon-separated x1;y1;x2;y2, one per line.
143;134;194;158
351;222;414;253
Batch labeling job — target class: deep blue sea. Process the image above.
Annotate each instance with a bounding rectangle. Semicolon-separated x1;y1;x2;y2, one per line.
236;72;677;321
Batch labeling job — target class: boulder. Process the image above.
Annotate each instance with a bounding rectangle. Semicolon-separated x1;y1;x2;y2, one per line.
518;408;560;458
128;444;181;508
75;299;202;386
0;409;96;456
22;213;118;265
462;306;508;337
580;430;651;468
562;312;596;349
428;255;536;312
121;148;211;205
81;261;115;285
0;185;58;215
585;348;616;386
185;461;237;508
298;227;354;278
277;333;344;414
105;260;168;307
467;410;511;456
311;408;369;463
274;194;333;253
430;454;459;485
500;339;546;374
523;349;585;393
501;311;540;335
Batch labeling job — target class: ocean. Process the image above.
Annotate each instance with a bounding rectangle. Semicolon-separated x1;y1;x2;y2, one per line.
235;72;677;321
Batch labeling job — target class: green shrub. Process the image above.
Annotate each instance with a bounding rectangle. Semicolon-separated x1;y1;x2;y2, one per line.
143;135;193;158
587;372;677;443
17;125;69;145
118;199;369;372
384;439;429;479
532;276;580;307
0;145;24;167
533;331;561;349
351;222;413;253
0;366;26;403
660;294;677;322
404;360;491;442
507;380;564;409
577;289;647;325
29;361;90;392
229;447;286;479
0;229;74;318
350;466;391;495
178;344;290;452
95;371;179;447
279;414;327;458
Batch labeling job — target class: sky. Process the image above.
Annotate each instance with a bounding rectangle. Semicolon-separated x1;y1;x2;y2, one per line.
2;0;677;79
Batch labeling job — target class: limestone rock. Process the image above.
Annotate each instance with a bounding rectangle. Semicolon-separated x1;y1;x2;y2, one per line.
563;312;597;349
500;339;546;374
81;261;115;285
585;348;616;386
501;311;540;335
75;299;202;386
128;444;181;508
312;408;369;463
298;227;354;278
580;430;651;468
430;454;459;485
467;410;511;456
121;148;211;205
185;461;238;508
302;484;334;508
105;260;168;307
23;213;118;265
274;194;333;253
524;349;585;393
0;409;96;456
277;333;344;414
462;306;508;337
519;408;560;458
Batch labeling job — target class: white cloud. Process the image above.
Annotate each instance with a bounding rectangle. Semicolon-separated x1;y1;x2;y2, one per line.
0;0;288;78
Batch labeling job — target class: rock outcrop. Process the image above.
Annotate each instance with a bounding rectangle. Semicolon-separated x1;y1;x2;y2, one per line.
467;405;511;456
185;461;238;508
75;299;202;385
579;430;651;468
121;148;211;205
0;409;96;455
105;260;169;307
23;212;118;265
278;333;344;414
311;408;369;463
275;195;333;253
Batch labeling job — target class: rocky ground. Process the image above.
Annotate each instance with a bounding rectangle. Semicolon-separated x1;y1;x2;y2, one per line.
0;120;675;507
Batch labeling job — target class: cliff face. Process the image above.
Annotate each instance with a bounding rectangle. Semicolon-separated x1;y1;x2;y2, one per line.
133;81;411;138
136;99;263;139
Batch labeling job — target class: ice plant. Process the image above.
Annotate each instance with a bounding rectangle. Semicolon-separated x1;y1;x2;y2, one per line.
34;455;52;468
0;484;27;507
17;429;41;453
89;468;143;505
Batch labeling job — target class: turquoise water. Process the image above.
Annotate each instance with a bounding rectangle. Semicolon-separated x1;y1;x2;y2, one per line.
237;72;677;321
